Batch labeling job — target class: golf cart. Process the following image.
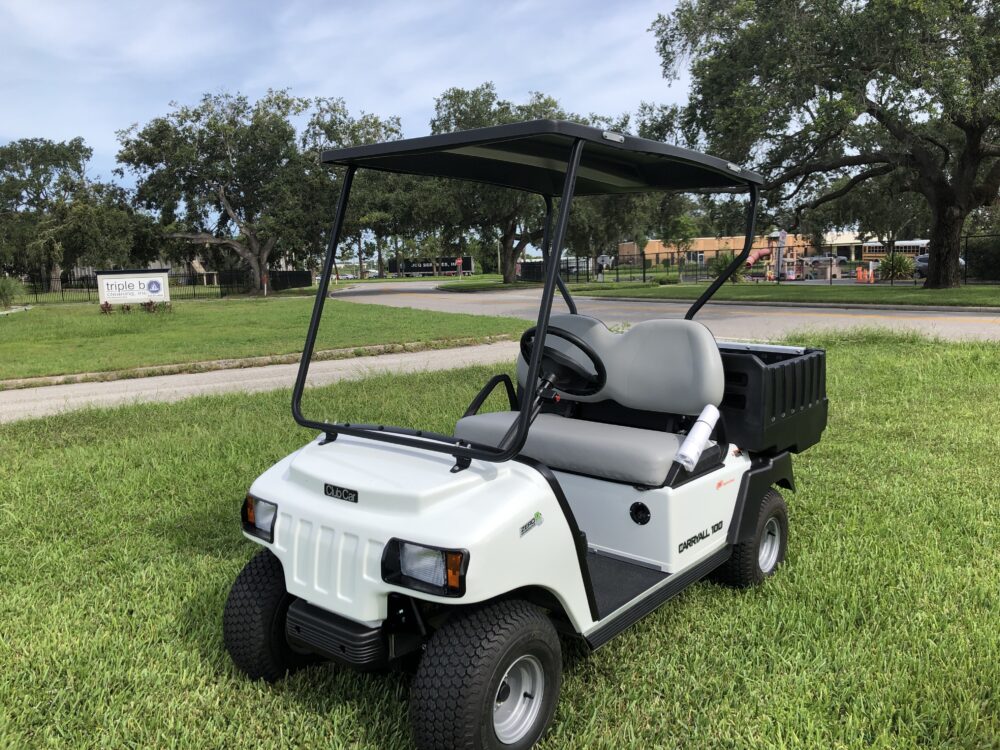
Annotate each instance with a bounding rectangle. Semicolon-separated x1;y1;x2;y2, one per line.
223;120;828;749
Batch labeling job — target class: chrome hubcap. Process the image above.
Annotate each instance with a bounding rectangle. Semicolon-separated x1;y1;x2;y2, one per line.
758;516;781;573
493;654;545;744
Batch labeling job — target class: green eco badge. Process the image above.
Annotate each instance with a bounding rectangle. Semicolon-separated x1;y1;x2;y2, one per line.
519;511;544;537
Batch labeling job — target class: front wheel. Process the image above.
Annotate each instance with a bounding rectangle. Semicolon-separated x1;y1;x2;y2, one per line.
223;548;315;682
409;600;562;750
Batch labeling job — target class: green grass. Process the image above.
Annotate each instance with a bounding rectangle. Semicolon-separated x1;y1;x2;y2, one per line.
437;279;542;292
1;331;997;748
0;297;526;381
279;274;506;296
582;281;1000;306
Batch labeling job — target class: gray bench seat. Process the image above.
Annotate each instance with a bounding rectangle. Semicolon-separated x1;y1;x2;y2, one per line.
455;411;688;486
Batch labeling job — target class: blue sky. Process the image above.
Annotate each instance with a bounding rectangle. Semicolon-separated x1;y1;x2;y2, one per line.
0;0;685;182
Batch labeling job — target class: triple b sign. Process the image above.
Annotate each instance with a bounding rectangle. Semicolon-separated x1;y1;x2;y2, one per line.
97;269;171;305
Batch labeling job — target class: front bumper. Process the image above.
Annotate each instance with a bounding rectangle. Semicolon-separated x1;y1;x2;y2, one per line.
285;599;421;668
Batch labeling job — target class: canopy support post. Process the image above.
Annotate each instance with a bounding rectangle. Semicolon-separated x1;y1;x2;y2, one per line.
686;185;759;319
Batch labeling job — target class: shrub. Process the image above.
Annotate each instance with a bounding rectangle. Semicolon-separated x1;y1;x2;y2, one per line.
708;252;745;283
120;304;132;314
100;302;113;315
0;276;25;308
655;273;678;285
878;252;915;281
141;301;157;313
158;302;172;313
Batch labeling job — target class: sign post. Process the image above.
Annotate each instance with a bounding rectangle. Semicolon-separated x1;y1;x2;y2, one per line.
97;269;171;306
455;256;463;279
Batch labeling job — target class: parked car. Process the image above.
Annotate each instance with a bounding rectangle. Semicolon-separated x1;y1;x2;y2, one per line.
807;254;848;266
914;254;965;278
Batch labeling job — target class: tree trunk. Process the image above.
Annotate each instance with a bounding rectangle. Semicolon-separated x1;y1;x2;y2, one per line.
500;237;518;283
924;205;965;289
500;219;519;283
245;245;272;291
49;263;62;293
394;235;402;278
376;237;384;279
246;255;263;291
358;237;365;279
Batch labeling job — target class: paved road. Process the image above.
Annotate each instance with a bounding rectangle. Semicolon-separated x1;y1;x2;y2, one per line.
333;281;1000;341
0;341;519;424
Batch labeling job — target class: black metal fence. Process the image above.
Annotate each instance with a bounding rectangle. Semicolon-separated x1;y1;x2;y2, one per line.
268;270;313;291
7;269;255;305
963;234;1000;283
527;237;1000;287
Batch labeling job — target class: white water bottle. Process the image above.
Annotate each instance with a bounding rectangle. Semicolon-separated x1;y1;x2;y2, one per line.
674;404;720;472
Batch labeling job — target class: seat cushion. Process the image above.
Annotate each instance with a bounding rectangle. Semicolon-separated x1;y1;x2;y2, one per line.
455;411;684;486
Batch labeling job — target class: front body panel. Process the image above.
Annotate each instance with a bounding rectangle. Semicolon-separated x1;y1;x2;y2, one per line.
247;435;597;632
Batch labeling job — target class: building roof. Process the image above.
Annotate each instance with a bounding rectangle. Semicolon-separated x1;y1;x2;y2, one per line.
321;119;763;197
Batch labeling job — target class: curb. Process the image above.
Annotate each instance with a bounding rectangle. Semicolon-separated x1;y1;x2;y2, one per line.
0;334;514;391
576;296;1000;314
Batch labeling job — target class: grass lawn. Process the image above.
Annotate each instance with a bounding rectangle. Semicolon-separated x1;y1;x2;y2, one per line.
581;280;1000;307
0;297;526;381
1;331;997;748
278;274;505;296
437;279;543;293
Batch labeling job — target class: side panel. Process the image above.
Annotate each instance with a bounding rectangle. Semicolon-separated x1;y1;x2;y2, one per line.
551;450;750;574
665;451;750;572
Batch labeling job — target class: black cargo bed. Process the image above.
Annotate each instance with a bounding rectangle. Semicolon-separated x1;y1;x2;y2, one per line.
717;342;828;455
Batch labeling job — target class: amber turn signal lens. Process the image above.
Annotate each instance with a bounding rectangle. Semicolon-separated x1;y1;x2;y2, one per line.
445;551;463;591
244;494;256;525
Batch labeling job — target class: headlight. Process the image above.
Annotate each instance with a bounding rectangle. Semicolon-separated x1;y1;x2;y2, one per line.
381;539;468;597
242;494;277;543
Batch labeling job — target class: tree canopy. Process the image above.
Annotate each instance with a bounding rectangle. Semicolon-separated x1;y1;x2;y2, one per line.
652;0;1000;287
0;137;154;282
117;90;314;289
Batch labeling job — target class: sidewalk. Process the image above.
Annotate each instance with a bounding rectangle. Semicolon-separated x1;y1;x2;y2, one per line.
0;341;520;424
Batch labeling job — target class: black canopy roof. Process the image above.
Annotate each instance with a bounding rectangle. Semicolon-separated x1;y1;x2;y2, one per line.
321;119;762;196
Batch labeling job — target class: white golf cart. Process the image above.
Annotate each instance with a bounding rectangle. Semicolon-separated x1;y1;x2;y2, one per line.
223;121;828;750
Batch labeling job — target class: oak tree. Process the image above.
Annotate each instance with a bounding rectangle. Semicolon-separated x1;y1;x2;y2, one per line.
653;0;1000;287
117;90;309;289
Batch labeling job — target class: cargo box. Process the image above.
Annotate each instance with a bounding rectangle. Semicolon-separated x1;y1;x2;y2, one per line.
717;343;828;455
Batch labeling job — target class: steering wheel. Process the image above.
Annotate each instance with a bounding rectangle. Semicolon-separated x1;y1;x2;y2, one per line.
519;325;607;396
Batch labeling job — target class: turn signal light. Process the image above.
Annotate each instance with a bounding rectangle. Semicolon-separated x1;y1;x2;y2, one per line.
445;551;463;590
241;493;278;543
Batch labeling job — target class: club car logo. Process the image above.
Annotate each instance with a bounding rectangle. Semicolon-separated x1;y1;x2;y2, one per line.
519;511;544;537
324;483;358;503
678;520;724;554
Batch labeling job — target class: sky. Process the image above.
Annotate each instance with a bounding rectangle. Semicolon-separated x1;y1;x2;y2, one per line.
0;0;686;183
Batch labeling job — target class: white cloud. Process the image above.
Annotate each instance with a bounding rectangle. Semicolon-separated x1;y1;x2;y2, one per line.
0;0;686;179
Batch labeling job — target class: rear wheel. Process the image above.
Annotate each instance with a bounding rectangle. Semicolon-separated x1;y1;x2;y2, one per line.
409;600;561;750
223;548;315;682
713;489;788;588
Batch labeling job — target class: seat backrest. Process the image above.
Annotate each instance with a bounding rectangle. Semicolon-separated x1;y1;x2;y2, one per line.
517;313;724;416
